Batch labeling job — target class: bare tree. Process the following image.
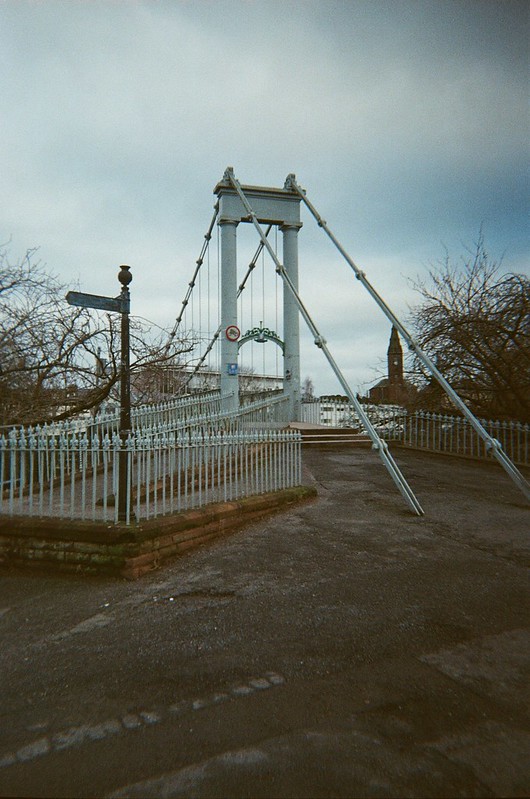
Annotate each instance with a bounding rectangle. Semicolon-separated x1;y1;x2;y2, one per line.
408;232;529;421
0;246;194;426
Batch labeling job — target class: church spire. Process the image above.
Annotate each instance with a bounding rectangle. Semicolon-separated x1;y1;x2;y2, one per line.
388;326;403;385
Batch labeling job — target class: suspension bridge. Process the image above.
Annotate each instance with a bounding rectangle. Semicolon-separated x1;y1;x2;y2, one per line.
160;167;529;514
1;167;529;530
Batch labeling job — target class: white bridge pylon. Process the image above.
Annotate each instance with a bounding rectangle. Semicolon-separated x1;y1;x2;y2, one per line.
213;166;529;515
214;170;302;421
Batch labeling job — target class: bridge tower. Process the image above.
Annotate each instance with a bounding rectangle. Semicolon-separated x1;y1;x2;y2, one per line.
214;170;302;420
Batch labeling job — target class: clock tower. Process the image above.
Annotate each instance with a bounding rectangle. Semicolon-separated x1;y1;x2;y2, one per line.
388;326;404;386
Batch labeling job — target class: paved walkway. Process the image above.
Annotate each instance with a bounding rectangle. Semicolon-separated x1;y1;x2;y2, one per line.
0;446;528;797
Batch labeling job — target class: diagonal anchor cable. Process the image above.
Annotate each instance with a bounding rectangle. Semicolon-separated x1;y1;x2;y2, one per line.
285;174;530;504
224;167;424;516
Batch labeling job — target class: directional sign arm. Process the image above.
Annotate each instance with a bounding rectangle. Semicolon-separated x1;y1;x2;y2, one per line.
66;291;124;313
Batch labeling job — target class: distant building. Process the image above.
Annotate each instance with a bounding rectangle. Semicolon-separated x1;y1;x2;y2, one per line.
318;395;353;427
368;327;416;405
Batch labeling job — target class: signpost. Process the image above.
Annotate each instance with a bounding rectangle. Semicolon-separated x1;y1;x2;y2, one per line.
66;266;133;522
64;292;124;314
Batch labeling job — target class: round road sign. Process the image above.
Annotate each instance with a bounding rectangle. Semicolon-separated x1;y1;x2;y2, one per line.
225;325;241;342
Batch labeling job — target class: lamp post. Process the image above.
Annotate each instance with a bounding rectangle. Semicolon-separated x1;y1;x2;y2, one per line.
118;265;132;522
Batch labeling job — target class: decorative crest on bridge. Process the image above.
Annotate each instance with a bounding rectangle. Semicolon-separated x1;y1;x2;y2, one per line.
238;323;285;353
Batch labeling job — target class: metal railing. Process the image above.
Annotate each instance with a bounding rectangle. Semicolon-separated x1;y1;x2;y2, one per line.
301;399;404;431
0;391;223;440
301;400;529;466
1;391;289;448
0;427;301;525
399;411;529;466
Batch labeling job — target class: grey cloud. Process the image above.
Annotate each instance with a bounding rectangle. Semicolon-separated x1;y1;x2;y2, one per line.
1;0;527;395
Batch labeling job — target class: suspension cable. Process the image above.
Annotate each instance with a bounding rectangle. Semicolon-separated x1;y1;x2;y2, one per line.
224;167;424;516
284;174;530;503
217;221;221;374
275;226;279;380
207;228;211;370
167;202;219;350
250;254;254;373
180;225;273;391
198;250;202;343
261;242;265;377
238;225;272;295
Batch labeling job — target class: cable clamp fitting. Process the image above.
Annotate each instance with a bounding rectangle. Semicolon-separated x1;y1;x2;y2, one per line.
485;437;501;452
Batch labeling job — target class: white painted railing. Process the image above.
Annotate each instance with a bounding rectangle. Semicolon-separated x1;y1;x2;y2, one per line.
1;391;289;445
400;411;529;466
0;427;301;524
301;400;529;466
0;390;224;441
301;399;405;431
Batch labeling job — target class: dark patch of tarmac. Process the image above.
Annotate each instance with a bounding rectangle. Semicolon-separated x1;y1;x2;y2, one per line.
0;445;528;798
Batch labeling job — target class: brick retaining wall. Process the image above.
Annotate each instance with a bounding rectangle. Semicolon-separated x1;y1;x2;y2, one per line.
0;485;317;579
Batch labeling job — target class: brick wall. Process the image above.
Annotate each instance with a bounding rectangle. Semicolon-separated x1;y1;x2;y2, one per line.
0;486;316;580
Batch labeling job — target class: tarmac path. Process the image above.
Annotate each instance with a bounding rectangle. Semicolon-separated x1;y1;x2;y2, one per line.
0;445;529;798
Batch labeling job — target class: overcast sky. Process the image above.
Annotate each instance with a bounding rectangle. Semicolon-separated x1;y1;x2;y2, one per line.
1;0;528;396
